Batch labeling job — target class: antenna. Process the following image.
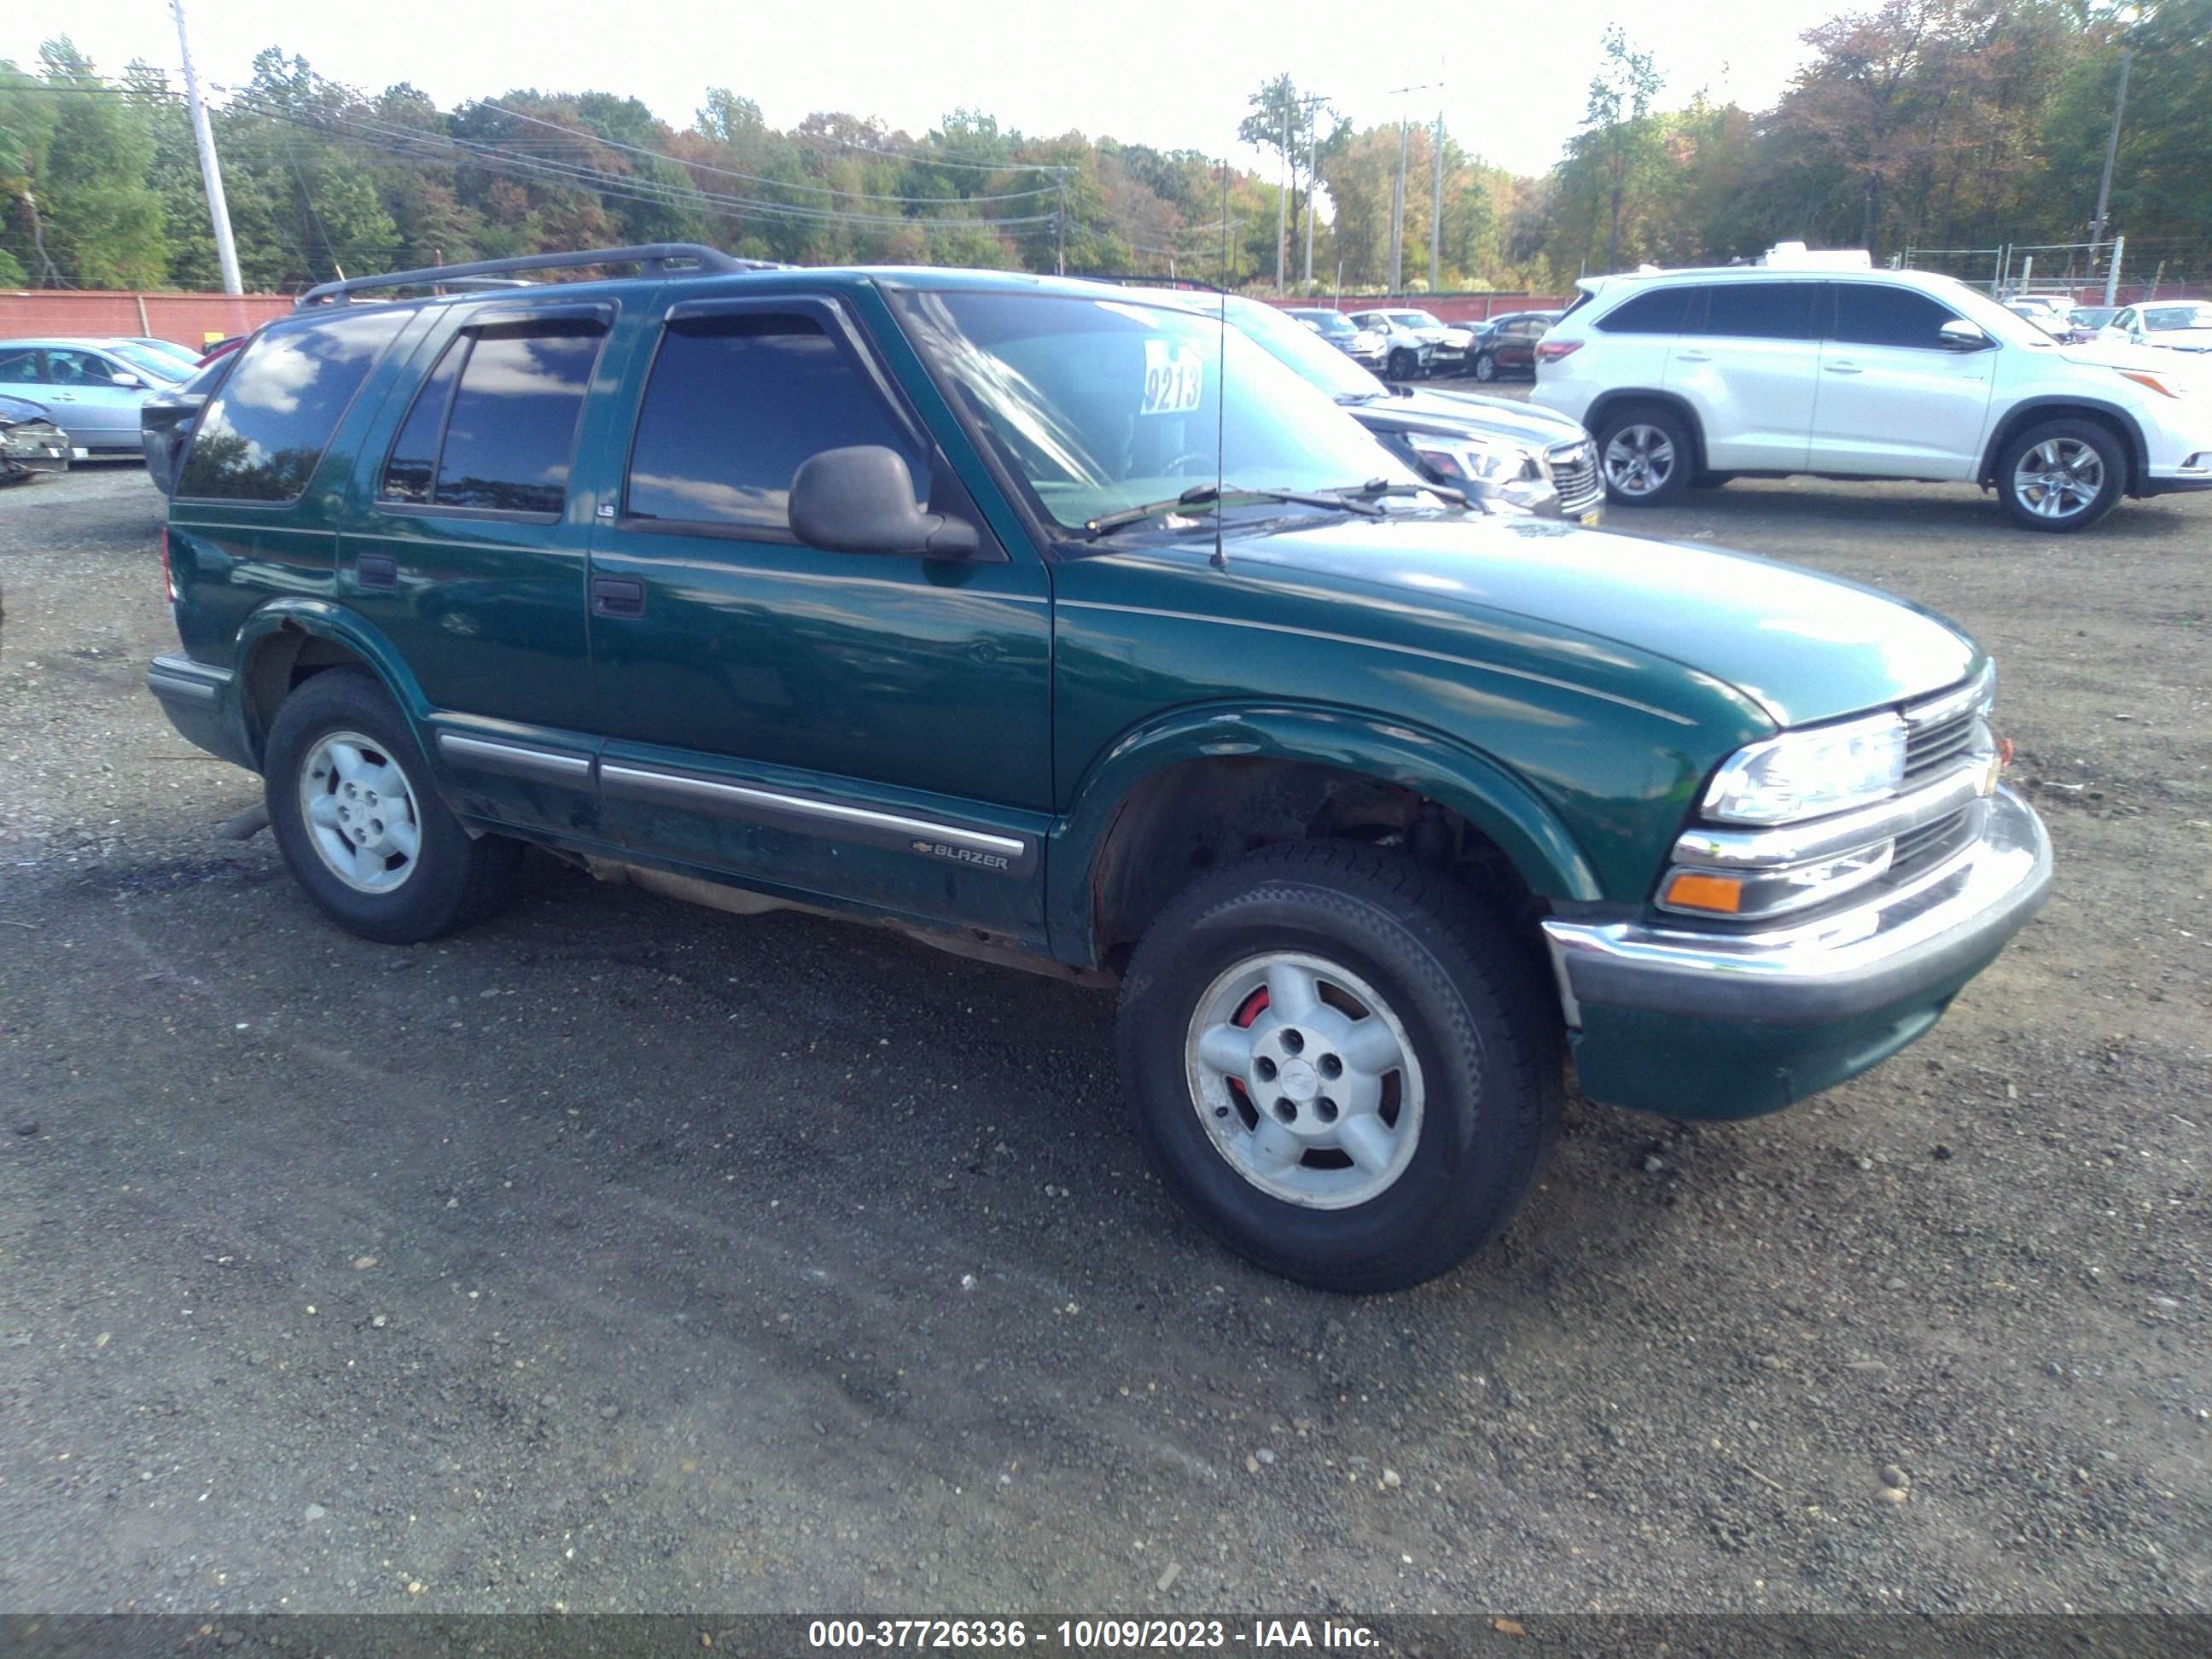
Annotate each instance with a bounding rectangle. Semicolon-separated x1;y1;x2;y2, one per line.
1213;157;1230;572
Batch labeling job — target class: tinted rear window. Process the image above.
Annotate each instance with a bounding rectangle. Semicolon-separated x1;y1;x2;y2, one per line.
1831;284;1960;349
178;311;410;501
430;327;601;515
1687;282;1820;341
623;313;928;533
1597;287;1693;334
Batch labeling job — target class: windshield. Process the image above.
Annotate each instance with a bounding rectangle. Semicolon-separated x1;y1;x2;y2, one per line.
1295;311;1354;337
103;341;191;382
891;288;1415;535
1226;297;1385;400
1390;311;1441;329
2145;304;2212;332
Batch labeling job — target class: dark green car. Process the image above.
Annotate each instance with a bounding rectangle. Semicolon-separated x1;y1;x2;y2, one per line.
148;245;2051;1291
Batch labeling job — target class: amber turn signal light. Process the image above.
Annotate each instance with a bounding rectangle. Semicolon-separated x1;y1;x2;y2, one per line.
1662;871;1743;914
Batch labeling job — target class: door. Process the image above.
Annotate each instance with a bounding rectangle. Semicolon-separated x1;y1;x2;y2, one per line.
1810;283;1997;480
40;347;148;449
584;293;1054;937
337;300;611;838
1663;280;1823;470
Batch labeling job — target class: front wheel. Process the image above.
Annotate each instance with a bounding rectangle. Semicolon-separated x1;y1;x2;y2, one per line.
1997;418;2124;532
1116;842;1563;1292
1596;403;1694;507
265;668;521;945
1471;352;1499;382
1388;348;1416;382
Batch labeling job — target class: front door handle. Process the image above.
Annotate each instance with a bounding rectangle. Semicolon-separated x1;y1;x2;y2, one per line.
590;575;645;619
1674;350;1711;363
1825;361;1864;375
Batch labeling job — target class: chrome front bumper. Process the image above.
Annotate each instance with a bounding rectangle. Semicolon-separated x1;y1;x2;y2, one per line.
1542;786;2052;1027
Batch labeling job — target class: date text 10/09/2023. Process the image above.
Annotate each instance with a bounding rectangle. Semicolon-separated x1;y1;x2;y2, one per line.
806;1620;1382;1650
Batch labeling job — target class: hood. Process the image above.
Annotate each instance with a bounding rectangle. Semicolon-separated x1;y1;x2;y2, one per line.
2057;341;2203;373
2145;329;2212;354
1350;387;1587;450
1231;513;1978;728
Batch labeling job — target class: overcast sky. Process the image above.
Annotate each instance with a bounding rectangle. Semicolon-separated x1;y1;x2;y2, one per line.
22;1;1831;178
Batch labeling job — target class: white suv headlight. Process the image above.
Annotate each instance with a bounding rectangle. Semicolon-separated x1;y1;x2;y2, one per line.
1703;711;1906;825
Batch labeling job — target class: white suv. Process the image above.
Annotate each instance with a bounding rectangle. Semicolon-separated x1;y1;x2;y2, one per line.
1530;266;2212;532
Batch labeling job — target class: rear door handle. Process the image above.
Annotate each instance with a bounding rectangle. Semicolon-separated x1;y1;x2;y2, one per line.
1825;361;1863;375
1674;350;1711;363
591;575;645;618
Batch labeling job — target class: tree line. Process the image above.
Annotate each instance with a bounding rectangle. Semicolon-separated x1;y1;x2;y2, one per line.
1;1;2204;299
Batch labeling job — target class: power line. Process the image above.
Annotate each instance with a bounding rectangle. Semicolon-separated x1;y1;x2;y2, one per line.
473;100;1061;204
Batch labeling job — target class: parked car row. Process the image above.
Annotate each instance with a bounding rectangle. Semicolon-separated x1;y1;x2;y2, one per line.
1283;306;1566;387
1531;263;2212;532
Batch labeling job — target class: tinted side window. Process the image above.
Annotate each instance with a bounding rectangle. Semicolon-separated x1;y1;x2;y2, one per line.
1597;287;1692;334
1831;284;1960;349
0;347;43;381
624;314;929;534
432;327;601;514
178;311;410;501
1689;282;1819;341
380;336;465;504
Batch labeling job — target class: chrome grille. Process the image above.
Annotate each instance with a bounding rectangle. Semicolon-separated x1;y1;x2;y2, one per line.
1889;802;1979;882
1903;707;1982;783
1546;440;1603;515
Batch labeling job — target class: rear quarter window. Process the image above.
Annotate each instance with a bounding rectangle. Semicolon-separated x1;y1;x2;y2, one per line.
1595;287;1693;334
177;310;410;502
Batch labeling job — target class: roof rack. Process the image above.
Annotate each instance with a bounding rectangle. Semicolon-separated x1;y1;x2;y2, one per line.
295;243;786;309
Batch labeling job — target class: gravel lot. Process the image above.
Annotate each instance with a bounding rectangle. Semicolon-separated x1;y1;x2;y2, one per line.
0;459;2206;1618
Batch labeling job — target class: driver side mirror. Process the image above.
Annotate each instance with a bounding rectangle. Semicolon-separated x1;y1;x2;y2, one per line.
788;445;978;558
1937;320;1992;352
110;372;146;388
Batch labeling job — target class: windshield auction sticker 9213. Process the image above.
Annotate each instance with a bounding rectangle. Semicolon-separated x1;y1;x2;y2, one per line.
1140;339;1205;416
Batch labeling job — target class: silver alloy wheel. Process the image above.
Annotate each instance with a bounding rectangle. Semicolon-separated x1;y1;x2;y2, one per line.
1603;423;1677;498
2011;438;2104;521
1474;352;1497;381
298;730;423;894
1185;952;1426;1210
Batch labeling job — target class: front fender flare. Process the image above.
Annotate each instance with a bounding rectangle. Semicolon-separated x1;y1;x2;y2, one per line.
1045;702;1602;967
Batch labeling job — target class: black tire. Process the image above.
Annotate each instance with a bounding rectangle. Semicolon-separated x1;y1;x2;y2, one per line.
265;667;522;945
1594;401;1694;507
1116;841;1563;1293
1388;347;1416;382
1471;352;1499;382
1995;416;2125;533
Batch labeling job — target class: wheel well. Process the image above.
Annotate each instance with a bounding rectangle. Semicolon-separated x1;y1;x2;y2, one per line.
1089;758;1536;970
1584;391;1707;474
1980;405;2139;492
242;626;372;760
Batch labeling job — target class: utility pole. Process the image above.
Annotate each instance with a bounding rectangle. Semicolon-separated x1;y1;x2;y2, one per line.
172;0;242;296
1429;106;1445;294
1304;119;1318;287
2089;38;2133;253
1385;84;1440;295
1056;171;1067;276
1276;95;1289;293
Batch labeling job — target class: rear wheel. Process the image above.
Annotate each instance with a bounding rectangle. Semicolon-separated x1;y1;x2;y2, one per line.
1596;403;1693;507
265;668;521;944
1116;842;1563;1292
1996;417;2124;532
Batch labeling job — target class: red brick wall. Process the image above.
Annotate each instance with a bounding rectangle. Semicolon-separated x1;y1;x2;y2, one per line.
0;289;293;347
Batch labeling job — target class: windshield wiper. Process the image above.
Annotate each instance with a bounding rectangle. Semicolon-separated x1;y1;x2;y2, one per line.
1345;475;1471;509
1083;483;1382;536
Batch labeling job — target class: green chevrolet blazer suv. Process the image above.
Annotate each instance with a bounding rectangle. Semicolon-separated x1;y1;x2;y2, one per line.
147;245;2052;1291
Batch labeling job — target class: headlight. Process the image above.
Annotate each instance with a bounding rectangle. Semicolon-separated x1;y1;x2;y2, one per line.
1412;437;1537;486
1702;711;1906;826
